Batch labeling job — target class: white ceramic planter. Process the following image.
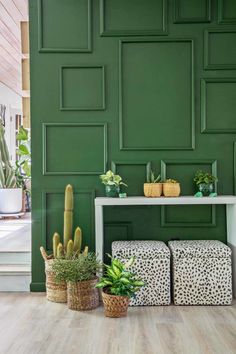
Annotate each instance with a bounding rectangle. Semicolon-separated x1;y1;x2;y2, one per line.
0;188;23;213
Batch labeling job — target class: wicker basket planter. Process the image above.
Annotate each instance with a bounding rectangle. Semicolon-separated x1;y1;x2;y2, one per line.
143;183;162;197
163;183;180;197
102;291;130;318
40;247;67;303
67;278;99;311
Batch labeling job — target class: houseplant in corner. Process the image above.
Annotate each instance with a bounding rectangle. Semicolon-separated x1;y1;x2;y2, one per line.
96;255;144;318
0;118;22;214
163;178;181;197
100;170;127;197
194;170;217;196
144;170;162;197
52;252;101;311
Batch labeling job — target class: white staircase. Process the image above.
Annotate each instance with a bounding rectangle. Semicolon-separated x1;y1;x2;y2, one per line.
0;215;31;291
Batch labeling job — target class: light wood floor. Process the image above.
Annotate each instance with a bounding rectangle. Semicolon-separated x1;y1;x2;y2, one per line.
0;293;236;354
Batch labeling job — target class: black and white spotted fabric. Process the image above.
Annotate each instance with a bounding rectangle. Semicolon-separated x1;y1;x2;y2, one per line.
112;241;171;306
169;240;232;305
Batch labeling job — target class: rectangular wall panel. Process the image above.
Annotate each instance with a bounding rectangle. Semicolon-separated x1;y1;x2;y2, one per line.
119;39;194;150
100;0;167;36
218;0;236;24
60;66;105;111
161;160;217;227
201;78;236;133
204;28;236;69
38;0;91;52
174;0;211;23
43;123;107;175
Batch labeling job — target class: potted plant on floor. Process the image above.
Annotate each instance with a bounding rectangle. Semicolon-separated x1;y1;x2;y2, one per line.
144;170;162;197
52;252;101;311
100;170;127;197
96;256;144;318
163;179;181;197
194;170;217;196
0;118;23;214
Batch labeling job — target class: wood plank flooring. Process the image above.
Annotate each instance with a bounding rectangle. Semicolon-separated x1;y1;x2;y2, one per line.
0;293;236;354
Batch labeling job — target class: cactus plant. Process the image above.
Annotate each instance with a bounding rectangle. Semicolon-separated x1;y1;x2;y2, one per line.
0;119;16;188
73;227;82;253
53;232;60;258
57;243;64;259
66;240;74;259
63;184;73;249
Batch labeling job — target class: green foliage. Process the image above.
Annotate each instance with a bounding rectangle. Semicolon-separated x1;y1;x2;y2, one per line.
96;255;145;297
194;170;218;185
0;118;16;188
52;253;101;283
15;126;31;189
100;170;127;187
165;178;179;183
147;170;161;183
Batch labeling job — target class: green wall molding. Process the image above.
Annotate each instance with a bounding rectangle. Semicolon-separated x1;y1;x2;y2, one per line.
174;0;211;23
60;66;106;111
42;123;107;175
38;0;92;52
201;78;236;133
119;38;195;151
100;0;168;37
218;0;236;25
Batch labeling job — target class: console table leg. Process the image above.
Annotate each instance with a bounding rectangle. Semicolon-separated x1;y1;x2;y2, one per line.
95;205;104;262
227;204;236;298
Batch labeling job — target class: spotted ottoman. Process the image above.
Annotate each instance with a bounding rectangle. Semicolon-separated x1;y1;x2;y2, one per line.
112;241;171;306
168;240;232;305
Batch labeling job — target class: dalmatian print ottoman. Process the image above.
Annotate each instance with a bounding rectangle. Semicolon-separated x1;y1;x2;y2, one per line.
112;241;171;306
168;240;232;305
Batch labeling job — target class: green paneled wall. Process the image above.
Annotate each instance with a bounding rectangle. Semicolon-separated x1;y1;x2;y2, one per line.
30;0;236;291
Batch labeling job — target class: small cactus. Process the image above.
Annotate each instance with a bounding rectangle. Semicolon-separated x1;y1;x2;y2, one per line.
66;239;74;259
73;227;82;254
53;232;60;258
57;243;64;259
83;246;89;257
63;184;73;249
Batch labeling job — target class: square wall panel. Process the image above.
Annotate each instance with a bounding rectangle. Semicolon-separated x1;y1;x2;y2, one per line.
38;0;91;52
60;66;105;111
100;0;167;36
218;0;236;24
119;39;194;150
43;123;107;175
201;78;236;133
174;0;211;23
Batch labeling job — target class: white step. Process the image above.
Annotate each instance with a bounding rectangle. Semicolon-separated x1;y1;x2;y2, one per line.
0;264;31;292
0;251;31;264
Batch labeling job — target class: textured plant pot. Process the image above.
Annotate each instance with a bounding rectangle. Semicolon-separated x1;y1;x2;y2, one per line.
198;183;214;196
144;183;162;197
102;291;130;318
163;183;181;197
45;259;67;303
0;188;23;213
105;185;120;198
67;278;99;311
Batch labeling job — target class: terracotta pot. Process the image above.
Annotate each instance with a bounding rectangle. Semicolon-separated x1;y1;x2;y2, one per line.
163;183;180;197
144;183;162;197
102;291;130;318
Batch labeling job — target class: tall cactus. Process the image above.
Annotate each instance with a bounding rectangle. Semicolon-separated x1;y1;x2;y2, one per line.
63;184;73;249
0;119;16;188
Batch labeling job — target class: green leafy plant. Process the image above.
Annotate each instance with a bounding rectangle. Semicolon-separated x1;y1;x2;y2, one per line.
100;170;127;187
147;170;161;183
0;118;16;188
52;252;101;283
164;178;179;183
96;255;145;297
15;126;31;189
194;171;217;185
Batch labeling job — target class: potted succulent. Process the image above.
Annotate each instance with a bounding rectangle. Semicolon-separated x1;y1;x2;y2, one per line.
96;255;144;318
194;170;217;196
52;252;101;311
144;170;162;197
0;118;22;214
163;178;181;197
100;170;127;197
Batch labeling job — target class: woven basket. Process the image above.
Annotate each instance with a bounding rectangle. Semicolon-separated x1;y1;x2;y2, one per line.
144;183;162;197
67;278;99;311
163;183;181;197
40;247;67;303
102;291;130;318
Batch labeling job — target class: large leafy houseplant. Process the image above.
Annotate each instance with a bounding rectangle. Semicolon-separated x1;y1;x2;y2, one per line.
100;170;127;197
96;255;144;317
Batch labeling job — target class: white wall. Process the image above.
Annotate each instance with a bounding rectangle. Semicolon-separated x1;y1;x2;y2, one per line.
0;82;22;162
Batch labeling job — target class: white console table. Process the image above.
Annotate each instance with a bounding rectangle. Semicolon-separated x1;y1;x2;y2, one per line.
95;196;236;296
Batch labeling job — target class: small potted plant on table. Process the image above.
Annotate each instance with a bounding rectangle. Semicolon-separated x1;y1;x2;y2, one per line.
100;170;127;197
194;170;217;196
52;252;101;311
163;179;181;197
144;170;162;197
96;256;144;318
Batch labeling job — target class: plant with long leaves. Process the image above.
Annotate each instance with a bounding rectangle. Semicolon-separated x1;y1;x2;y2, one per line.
15;126;31;189
96;255;145;297
0;118;16;188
